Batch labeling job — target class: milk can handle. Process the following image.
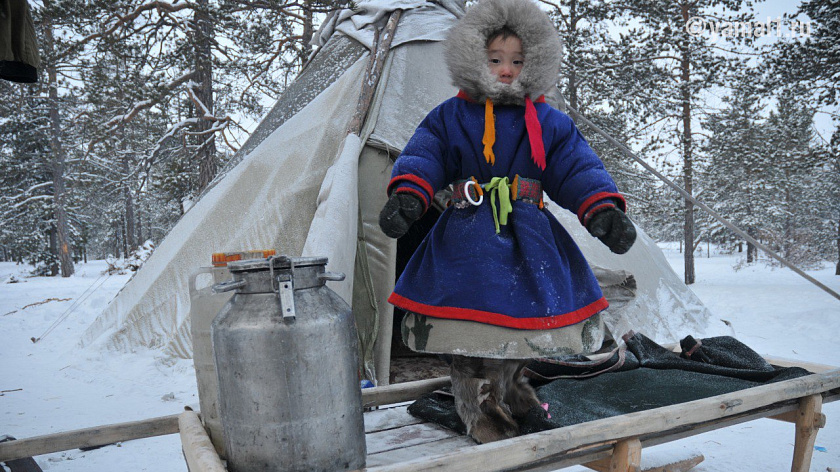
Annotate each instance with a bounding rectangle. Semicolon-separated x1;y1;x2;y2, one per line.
189;267;215;298
212;280;246;293
318;271;346;282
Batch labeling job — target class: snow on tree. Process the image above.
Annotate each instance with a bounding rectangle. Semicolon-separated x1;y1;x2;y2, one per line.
701;68;769;262
603;0;758;284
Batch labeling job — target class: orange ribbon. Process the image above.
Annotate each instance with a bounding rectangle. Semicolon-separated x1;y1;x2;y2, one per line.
482;98;496;166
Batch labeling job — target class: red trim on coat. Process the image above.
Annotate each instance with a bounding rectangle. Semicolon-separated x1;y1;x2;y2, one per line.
393;187;429;210
388;174;434;200
582;202;617;227
577;192;627;224
456;90;473;102
455;90;546;104
388;292;608;330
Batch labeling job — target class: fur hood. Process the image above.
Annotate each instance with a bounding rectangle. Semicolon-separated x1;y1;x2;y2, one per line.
444;0;562;105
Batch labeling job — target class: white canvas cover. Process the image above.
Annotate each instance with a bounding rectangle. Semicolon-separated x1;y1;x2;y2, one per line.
545;207;711;343
81;55;369;355
82;0;718;379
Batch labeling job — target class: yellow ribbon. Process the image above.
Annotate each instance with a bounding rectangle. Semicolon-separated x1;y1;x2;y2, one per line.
482;98;495;165
485;176;512;234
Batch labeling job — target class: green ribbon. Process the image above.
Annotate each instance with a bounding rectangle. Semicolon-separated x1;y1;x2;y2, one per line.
485;176;513;234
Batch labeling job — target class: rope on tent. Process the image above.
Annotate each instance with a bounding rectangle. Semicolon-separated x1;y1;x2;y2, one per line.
31;272;112;343
564;103;840;303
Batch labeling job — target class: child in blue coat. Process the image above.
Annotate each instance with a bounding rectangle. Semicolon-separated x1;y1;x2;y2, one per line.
379;0;636;443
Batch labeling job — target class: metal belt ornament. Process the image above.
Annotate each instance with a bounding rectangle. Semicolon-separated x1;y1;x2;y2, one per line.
452;175;544;234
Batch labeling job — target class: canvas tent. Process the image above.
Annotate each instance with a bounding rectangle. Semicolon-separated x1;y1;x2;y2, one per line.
81;0;718;386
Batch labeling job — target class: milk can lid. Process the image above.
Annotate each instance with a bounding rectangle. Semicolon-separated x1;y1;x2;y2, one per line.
227;255;328;273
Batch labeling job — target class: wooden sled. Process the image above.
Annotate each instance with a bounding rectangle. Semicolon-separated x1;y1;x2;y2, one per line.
355;355;838;472
1;356;837;472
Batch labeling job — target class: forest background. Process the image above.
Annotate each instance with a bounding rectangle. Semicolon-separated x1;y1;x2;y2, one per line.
1;0;838;285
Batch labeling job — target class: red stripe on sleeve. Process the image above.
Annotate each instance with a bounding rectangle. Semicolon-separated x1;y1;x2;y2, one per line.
387;174;435;200
577;192;627;224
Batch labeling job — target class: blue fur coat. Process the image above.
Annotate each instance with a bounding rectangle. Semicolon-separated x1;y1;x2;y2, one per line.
387;95;625;329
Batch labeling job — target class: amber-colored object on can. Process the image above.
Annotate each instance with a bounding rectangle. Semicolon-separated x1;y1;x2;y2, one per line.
211;250;276;267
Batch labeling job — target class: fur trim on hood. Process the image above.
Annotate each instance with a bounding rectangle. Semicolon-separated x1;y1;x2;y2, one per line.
444;0;561;105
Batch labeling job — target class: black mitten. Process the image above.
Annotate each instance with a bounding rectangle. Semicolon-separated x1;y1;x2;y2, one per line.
379;193;424;239
586;207;637;254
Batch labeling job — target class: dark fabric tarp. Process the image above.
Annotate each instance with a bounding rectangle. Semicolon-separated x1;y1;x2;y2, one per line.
407;333;811;435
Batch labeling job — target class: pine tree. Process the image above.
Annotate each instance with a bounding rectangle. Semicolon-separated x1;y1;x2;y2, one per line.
702;69;769;263
541;0;654;228
0;82;55;267
0;1;94;275
2;1;344;266
78;0;344;198
830;131;840;275
770;0;840;272
806;130;839;273
609;0;756;284
39;0;79;276
763;88;823;267
771;0;840;110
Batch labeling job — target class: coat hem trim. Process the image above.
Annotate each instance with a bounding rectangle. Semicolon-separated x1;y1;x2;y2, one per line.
388;292;608;329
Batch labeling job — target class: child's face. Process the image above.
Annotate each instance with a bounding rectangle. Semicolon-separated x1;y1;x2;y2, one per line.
487;36;524;85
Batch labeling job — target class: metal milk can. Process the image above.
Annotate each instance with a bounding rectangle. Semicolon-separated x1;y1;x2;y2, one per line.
211;256;366;472
189;250;277;458
189;264;233;458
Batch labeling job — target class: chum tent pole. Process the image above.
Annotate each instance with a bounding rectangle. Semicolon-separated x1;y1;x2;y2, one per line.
346;9;402;386
564;104;840;303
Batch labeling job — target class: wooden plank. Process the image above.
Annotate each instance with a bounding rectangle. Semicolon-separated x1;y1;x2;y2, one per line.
587;442;660;472
494;443;614;472
762;355;837;374
511;392;832;472
366;423;460;455
178;411;225;472
0;355;831;468
642;454;704;472
363;373;837;471
364;406;422;433
0;413;180;463
585;456;613;471
791;394;823;472
363;369;840;471
511;402;800;472
374;399;770;472
769;410;799;424
643;402;796;446
610;438;642;472
366;436;476;468
362;377;450;408
772;390;836;424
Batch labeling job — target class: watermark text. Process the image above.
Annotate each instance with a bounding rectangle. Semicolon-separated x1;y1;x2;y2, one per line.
685;17;811;40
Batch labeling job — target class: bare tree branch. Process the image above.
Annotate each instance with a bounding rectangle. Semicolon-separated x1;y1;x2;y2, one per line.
57;1;199;60
105;70;195;129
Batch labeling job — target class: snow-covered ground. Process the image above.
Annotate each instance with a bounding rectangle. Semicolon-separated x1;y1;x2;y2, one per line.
1;246;838;471
0;262;197;471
